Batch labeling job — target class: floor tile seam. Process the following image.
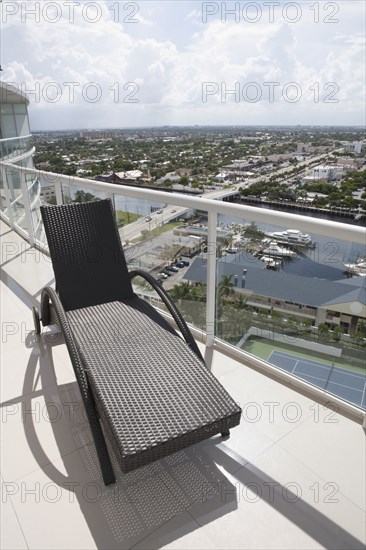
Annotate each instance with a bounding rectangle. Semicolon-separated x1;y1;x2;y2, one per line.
276;439;366;512
0;373;79;407
184;508;222;549
129;510;204;550
0;440;93;484
0;471;30;550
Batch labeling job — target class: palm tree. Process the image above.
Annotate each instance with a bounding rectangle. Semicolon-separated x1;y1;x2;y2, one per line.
169;282;191;306
218;274;234;299
190;282;206;302
217;274;235;322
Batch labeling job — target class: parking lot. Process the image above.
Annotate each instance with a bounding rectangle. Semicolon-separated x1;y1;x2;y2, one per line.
124;228;192;289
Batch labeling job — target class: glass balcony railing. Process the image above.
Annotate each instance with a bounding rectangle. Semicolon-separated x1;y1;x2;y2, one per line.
0;149;41;237
0;135;33;160
1;161;365;418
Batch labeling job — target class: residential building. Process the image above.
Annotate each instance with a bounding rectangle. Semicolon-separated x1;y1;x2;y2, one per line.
311;165;341;181
39;183;56;204
340;141;363;154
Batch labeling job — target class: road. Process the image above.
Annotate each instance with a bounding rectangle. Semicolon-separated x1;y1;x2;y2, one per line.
119;151;335;244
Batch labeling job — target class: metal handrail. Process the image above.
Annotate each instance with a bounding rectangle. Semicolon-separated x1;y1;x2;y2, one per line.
0;159;365;422
0;134;32;143
1;162;365;245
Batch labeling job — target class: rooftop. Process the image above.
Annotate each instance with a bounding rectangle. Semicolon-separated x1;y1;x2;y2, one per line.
1;220;365;550
184;255;366;310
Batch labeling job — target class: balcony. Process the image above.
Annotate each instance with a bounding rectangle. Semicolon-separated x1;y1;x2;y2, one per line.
1;163;365;549
0;135;33;161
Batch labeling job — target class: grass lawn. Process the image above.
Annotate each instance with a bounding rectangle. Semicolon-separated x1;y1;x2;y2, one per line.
115;210;140;227
242;336;366;375
132;221;182;243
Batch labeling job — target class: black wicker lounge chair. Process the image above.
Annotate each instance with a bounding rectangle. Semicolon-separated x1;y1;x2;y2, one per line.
34;199;242;485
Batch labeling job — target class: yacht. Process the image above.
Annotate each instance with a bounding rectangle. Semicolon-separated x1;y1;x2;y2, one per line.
265;228;313;247
262;241;297;258
344;258;366;277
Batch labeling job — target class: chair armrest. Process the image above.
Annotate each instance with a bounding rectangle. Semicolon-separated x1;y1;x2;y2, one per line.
129;269;204;362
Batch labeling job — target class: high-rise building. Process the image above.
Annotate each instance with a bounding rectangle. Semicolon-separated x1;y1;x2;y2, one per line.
0;82;42;243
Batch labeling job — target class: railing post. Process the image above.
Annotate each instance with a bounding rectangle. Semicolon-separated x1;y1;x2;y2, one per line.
55;180;63;205
19;171;35;246
106;192;115;210
206;209;217;349
0;165;15;228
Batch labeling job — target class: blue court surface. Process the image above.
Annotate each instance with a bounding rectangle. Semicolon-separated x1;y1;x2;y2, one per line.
268;350;366;410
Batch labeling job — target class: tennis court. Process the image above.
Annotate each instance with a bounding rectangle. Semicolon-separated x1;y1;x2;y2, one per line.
268;350;366;409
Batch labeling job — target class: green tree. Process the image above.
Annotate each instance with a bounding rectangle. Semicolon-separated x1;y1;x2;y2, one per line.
356;320;366;337
243;222;265;240
332;326;344;342
179;175;189;186
317;323;330;341
169;282;191;306
217;274;235;320
74;190;97;203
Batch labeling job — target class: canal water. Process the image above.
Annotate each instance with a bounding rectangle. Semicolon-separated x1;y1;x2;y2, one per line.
113;196;365;281
218;210;365;281
51;180;364;281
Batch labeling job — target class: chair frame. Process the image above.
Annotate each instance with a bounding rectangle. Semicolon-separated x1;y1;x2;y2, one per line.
35;199;241;485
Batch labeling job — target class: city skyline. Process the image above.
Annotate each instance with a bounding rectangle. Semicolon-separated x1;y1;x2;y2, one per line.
1;0;365;130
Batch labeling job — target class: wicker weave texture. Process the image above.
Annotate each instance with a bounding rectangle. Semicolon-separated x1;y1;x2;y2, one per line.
41;199;242;478
67;298;241;472
41;200;134;311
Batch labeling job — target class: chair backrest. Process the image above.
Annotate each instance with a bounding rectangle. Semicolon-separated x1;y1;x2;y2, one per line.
41;199;134;310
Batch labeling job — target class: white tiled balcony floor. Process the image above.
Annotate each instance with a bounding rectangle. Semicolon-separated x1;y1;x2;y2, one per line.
1;221;365;550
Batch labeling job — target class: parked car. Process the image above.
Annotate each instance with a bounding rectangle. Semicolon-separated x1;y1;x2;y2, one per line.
174;261;185;268
145;216;152;221
158;272;168;279
179;259;190;266
162;269;172;276
165;266;178;273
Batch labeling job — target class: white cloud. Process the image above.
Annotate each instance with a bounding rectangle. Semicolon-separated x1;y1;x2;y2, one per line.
1;0;364;128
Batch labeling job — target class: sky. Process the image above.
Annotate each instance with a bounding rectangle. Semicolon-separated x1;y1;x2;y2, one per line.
1;0;365;130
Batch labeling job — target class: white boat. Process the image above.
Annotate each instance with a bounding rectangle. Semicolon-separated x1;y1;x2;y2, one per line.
262;242;297;258
261;256;282;270
265;228;313;247
344;258;366;277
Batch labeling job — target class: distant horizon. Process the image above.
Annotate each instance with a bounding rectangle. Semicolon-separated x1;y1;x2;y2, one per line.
31;124;366;133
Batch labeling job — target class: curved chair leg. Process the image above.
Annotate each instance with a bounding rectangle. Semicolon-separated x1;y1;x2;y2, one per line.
85;400;116;485
40;287;116;485
32;306;41;334
41;291;52;326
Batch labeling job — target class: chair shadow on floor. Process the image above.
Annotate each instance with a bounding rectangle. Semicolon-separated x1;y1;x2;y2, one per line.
2;330;363;550
6;330;237;549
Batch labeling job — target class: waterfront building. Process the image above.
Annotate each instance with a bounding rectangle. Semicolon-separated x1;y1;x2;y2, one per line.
184;255;366;336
